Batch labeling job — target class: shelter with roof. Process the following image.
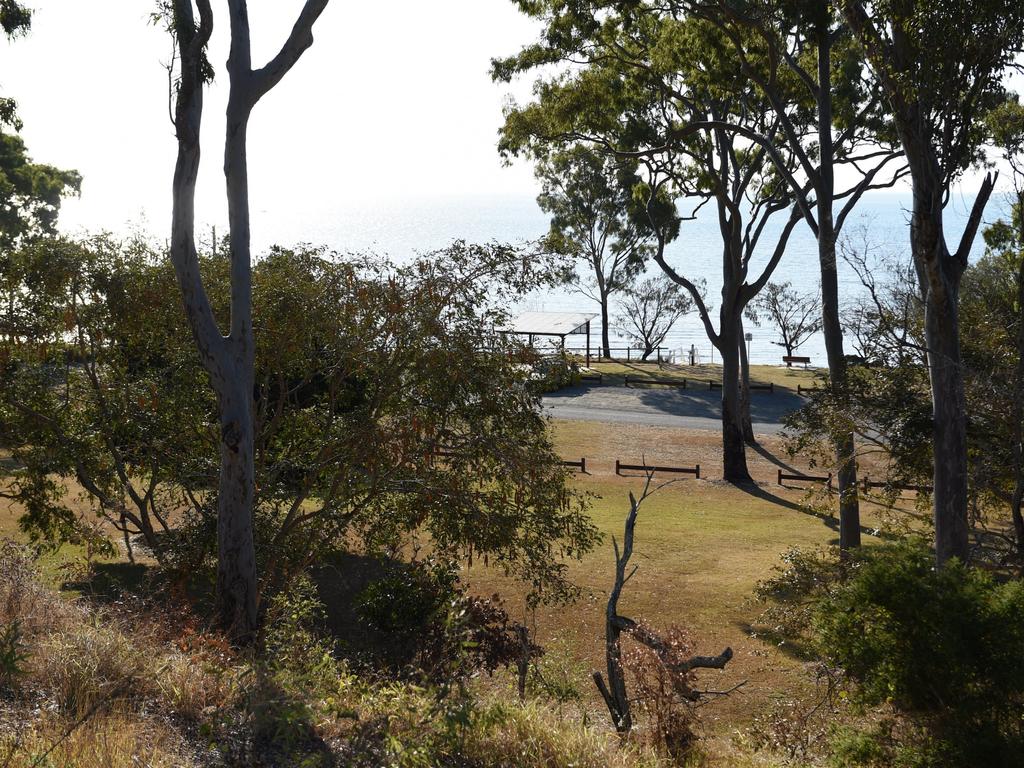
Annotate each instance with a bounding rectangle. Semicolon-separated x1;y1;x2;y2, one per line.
496;310;598;366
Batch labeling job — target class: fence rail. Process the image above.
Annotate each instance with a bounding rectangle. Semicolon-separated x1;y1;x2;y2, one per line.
777;469;833;490
624;374;687;388
616;459;700;478
564;346;670;363
622;375;774;392
708;380;774;392
860;476;932;493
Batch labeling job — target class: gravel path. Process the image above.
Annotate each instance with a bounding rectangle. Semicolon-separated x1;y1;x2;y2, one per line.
541;383;804;434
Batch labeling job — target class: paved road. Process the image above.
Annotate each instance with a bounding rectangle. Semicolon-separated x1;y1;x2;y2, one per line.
541;383;804;434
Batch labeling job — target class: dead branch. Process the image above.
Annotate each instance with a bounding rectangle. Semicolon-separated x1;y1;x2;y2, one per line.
593;472;737;732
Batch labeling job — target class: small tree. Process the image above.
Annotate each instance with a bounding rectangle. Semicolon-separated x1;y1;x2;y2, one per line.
166;0;330;643
535;146;656;358
0;3;80;252
0;238;599;607
746;282;823;361
615;275;696;361
594;475;735;742
843;0;1024;566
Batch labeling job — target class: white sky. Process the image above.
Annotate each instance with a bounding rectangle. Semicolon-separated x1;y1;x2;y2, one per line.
0;2;1018;242
0;0;544;236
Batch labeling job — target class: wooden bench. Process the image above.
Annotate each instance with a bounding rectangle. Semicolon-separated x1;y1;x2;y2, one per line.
783;355;811;368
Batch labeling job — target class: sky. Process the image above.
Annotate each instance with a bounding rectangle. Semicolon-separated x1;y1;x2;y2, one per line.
0;0;545;236
0;2;1018;245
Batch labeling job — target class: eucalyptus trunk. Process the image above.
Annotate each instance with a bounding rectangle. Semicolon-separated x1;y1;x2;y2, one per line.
738;316;755;444
169;0;329;642
719;310;752;482
913;193;970;565
600;288;611;358
815;27;861;549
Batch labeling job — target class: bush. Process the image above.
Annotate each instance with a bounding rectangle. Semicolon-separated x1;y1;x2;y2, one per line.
355;559;535;682
620;624;701;761
815;542;1024;767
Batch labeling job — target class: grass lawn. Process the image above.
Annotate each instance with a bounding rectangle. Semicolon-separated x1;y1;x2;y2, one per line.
463;468;838;747
582;360;821;393
464;418;922;747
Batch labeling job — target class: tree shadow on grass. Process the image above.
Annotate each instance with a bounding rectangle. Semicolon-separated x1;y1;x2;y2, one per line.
310;551;414;668
62;560;153;601
736;481;891;544
734;618;821;662
748;441;802;475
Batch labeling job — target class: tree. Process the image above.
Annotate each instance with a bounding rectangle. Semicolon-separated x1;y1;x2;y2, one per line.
0;1;80;248
1;3;82;345
677;0;908;550
788;226;1024;568
843;0;1024;565
495;10;803;482
616;275;696;361
0;0;31;127
166;0;331;642
536;146;655;358
746;281;822;359
0;1;30;36
983;96;1024;565
0;237;599;609
0;132;82;249
593;477;734;736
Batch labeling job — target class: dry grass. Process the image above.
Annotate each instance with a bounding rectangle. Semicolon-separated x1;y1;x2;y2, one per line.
0;542;227;767
0;417;915;766
459;701;669;768
584;361;819;392
0;707;199;768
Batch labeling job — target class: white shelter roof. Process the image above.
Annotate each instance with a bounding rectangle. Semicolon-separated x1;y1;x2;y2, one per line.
497;311;598;337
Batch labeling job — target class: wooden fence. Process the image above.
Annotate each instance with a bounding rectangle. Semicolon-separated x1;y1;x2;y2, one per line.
624;374;687;388
624;375;774;392
859;476;932;493
616;459;700;478
777;469;833;490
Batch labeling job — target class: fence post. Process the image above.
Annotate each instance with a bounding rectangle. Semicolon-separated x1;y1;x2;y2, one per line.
615;459;621;475
581;457;586;474
777;468;783;485
695;464;700;479
827;473;833;492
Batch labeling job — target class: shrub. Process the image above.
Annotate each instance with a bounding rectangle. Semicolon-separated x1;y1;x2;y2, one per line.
620;624;701;761
815;542;1024;767
355;559;535;682
0;620;26;689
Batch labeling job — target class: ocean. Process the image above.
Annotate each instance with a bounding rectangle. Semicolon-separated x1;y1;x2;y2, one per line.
251;190;1010;366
